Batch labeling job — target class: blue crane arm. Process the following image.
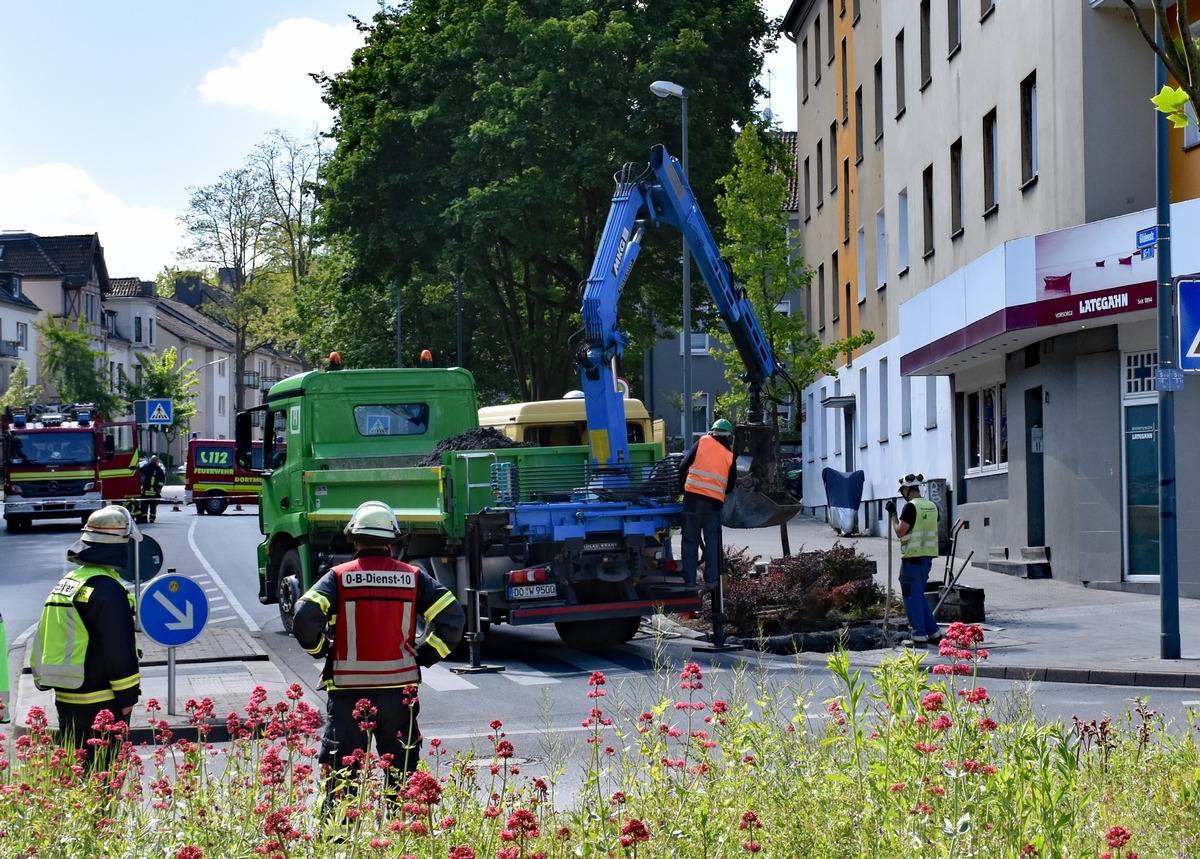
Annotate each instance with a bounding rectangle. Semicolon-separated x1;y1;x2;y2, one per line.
578;145;781;473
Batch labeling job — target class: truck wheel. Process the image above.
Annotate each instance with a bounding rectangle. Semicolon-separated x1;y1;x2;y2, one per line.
5;516;30;533
277;549;303;634
554;616;642;650
202;492;228;515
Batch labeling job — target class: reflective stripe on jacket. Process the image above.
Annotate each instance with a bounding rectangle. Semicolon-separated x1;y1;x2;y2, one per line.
900;497;940;558
330;557;423;690
683;435;734;502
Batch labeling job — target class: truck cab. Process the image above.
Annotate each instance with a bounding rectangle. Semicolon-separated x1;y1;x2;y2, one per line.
185;437;263;515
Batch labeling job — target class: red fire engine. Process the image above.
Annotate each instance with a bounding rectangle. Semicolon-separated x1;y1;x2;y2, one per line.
1;405;142;532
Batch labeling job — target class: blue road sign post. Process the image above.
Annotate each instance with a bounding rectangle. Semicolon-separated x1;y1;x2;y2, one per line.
1177;279;1200;372
139;572;209;715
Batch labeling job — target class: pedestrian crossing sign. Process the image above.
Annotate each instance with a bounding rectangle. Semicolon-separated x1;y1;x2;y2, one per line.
140;398;174;426
368;415;391;435
1179;280;1200;372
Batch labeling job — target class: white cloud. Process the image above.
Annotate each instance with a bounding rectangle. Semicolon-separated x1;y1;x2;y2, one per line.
0;163;184;279
198;17;364;123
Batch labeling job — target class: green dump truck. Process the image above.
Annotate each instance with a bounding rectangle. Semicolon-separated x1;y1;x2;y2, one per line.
236;365;698;650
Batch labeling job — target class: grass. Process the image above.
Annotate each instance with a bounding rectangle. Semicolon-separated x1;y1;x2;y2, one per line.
1;622;1196;857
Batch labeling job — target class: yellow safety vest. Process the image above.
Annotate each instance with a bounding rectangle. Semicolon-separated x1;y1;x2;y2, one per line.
900;497;939;558
31;565;132;692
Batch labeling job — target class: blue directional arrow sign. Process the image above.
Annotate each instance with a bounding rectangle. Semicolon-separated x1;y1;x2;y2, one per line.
1178;279;1200;372
139;573;209;647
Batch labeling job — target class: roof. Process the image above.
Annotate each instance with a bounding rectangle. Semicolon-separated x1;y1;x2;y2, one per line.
0;232;110;291
780;130;799;214
156;296;237;352
107;277;157;299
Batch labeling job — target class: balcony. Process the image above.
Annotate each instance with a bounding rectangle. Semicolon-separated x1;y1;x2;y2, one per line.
241;371;260;389
0;341;19;359
259;376;281;392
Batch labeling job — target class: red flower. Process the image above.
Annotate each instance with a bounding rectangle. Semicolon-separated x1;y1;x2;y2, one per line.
1105;826;1132;848
621;817;650;844
921;691;946;711
177;848;203;859
738;810;762;830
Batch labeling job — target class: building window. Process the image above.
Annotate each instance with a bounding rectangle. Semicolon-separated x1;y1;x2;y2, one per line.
109;361;116;392
897;187;910;272
148;318;155;346
218;357;227;376
831;251;840;323
1185;101;1200;149
922;163;935;257
950;137;964;236
841;37;849;120
134;316;143;343
85;293;96;324
878;357;889;442
819;386;829;459
895;30;906;117
817;140;825;208
854;85;864;162
843;160;851;241
858;367;869;447
948;0;962;55
874;59;884;142
827;0;836;59
804;157;812;220
16;322;27;349
844;282;852;339
965;382;1007;473
981;0;995;20
830;122;839;191
919;0;932;87
802;38;810;101
901;375;912;434
691;392;710;439
807;392;816;461
9;275;20;298
815;16;822;82
857;226;867;302
1125;351;1158;396
983;107;999;213
926;376;938;428
680;329;709;355
875;207;887;289
818;263;826;330
1021;71;1038;185
853;0;861;21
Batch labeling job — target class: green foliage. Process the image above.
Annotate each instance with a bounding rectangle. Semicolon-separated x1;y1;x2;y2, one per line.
711;123;874;426
0;361;43;411
34;316;123;416
317;0;773;400
122;347;198;433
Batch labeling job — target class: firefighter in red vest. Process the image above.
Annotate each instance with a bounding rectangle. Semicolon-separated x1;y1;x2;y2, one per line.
677;418;738;588
293;500;465;808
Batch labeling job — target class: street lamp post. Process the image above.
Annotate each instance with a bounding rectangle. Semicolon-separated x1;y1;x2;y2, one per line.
650;79;692;445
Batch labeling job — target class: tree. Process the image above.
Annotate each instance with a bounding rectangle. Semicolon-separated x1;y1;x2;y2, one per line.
1121;0;1200;127
252;128;328;291
317;0;775;401
0;361;43;411
178;167;291;412
34;317;123;416
711;123;874;427
122;347;199;439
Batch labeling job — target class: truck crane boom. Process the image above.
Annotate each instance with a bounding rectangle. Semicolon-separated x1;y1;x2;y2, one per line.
578;144;801;528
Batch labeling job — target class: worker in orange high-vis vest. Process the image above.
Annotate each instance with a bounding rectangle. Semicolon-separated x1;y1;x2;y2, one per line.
293;500;465;810
677;418;738;589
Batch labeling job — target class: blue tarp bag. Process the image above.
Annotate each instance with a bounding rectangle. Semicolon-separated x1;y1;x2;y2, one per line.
822;468;865;535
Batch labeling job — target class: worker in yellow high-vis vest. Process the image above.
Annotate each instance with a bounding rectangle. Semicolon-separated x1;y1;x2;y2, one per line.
0;610;10;724
885;473;942;647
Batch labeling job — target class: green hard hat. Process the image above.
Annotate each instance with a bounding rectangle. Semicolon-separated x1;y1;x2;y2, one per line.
710;418;734;435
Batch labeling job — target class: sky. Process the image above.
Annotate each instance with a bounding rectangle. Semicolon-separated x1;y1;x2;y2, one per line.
0;1;796;280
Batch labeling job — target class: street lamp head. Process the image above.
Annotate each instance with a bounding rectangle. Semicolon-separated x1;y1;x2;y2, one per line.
650;80;688;100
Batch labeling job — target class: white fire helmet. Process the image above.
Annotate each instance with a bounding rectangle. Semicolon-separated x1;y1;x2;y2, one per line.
81;505;143;544
344;501;400;540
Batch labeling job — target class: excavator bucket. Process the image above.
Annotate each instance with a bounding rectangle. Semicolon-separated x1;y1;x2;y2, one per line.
721;422;802;529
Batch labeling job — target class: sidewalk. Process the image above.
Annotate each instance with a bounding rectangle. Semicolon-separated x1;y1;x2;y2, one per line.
713;512;1200;689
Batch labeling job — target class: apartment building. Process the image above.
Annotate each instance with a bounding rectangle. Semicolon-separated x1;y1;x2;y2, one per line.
785;0;1200;594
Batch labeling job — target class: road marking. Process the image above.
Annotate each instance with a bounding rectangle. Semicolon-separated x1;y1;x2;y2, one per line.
188;517;259;632
502;661;562;686
421;663;479;691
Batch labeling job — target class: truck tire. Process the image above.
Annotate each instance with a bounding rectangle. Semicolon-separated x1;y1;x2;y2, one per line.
202;491;228;515
5;515;30;533
554;616;641;650
277;549;304;634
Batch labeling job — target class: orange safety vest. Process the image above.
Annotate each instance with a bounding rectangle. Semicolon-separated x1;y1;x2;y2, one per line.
684;435;734;503
330;556;422;689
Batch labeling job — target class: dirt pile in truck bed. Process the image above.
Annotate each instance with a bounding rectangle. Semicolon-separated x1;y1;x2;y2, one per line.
417;427;536;466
